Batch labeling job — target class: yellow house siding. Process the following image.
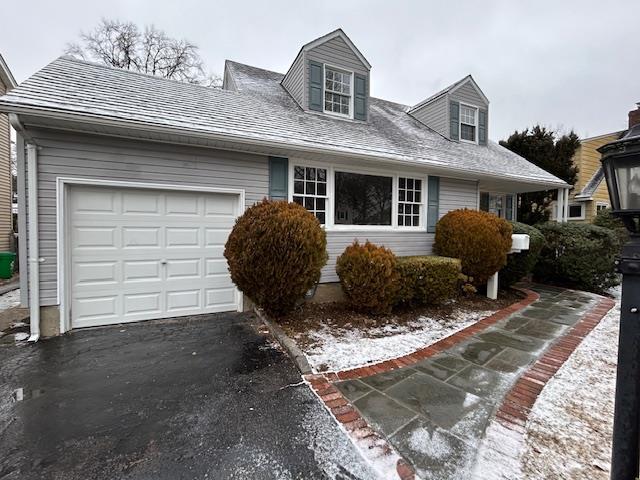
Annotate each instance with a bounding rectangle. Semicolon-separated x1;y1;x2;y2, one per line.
0;79;12;250
569;132;622;223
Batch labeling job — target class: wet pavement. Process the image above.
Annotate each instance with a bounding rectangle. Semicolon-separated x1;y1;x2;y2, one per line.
0;312;377;480
335;285;597;480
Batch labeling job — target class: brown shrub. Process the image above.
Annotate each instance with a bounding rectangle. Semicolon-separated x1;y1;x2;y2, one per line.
394;256;461;306
336;241;399;314
224;199;327;317
434;209;512;286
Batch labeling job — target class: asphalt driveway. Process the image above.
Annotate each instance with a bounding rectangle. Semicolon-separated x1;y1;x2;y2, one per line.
0;312;376;480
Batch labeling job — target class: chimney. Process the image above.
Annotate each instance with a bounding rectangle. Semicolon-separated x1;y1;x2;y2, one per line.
629;102;640;129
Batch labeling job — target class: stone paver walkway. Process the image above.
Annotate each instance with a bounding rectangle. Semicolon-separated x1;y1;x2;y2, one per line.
334;285;599;480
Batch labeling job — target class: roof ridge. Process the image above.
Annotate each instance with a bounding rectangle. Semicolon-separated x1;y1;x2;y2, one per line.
57;55;219;92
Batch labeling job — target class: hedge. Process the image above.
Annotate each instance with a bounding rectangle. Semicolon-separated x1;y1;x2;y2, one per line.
395;256;461;306
500;222;544;288
533;222;620;293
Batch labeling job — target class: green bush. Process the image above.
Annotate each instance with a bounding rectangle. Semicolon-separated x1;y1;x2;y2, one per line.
593;207;628;249
336;241;399;314
395;256;461;306
224;199;327;317
434;209;513;286
500;222;545;288
533;222;620;293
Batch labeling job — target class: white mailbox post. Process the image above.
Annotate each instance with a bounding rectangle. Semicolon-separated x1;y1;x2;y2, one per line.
486;233;530;300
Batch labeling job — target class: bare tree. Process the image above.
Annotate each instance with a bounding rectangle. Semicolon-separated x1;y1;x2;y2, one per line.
66;19;221;86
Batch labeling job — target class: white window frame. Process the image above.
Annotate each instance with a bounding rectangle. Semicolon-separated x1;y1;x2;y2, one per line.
292;165;329;225
288;161;428;232
459;103;479;144
567;202;586;220
596;202;609;213
322;64;354;119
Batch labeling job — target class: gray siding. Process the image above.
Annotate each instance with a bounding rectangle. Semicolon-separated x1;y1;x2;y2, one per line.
321;176;479;282
222;67;237;92
450;83;487;108
304;36;369;110
28;129;269;306
409;95;449;138
281;52;305;107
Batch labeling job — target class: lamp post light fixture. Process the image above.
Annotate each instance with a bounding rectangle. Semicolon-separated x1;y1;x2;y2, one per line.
599;124;640;480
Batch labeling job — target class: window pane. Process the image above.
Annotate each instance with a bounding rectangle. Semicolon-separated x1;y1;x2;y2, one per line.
317;183;326;196
569;205;583;218
334;171;392;225
306;181;316;195
294;166;304;180
306;168;316;180
415;179;422;191
293;196;303;205
398;216;404;226
412;216;419;226
294;181;304;194
317;169;327;182
316;198;325;211
461;124;476;141
399;177;405;189
305;197;314;210
316;212;325;224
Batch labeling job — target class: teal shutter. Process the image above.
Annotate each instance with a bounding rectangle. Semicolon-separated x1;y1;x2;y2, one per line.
354;74;367;121
480;192;490;211
309;61;323;111
478;108;488;145
505;194;514;221
449;100;460;141
269;157;288;200
427;176;440;233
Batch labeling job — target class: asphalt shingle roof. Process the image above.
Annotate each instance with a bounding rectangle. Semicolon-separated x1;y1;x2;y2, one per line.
0;56;566;187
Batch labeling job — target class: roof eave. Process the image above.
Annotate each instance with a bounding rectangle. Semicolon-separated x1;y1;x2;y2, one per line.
0;54;17;90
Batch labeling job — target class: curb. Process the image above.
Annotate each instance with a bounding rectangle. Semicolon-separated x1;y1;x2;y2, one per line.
493;294;616;431
254;307;312;375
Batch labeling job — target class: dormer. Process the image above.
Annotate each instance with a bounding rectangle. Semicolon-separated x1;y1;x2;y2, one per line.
281;29;371;121
409;75;489;145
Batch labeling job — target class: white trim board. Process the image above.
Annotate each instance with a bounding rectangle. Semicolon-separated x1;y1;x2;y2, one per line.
56;177;246;333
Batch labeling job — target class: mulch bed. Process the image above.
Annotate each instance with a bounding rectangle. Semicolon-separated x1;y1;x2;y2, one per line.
276;288;523;341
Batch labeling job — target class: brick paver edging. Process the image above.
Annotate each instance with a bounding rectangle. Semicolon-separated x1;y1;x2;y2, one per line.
494;294;617;432
322;287;540;383
302;288;539;480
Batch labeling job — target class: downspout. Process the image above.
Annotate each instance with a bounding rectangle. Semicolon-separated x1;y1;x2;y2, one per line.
26;144;40;342
10;114;40;342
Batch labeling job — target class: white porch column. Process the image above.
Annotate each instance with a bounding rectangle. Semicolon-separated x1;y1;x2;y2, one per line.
563;188;570;222
556;188;566;223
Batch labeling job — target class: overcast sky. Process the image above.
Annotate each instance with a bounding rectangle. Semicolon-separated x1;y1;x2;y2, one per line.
2;0;638;141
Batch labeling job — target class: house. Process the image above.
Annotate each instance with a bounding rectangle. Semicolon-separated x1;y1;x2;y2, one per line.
0;54;16;252
0;29;568;338
565;104;640;221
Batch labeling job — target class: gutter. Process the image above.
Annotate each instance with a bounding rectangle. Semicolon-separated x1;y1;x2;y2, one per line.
0;103;570;190
10;114;40;342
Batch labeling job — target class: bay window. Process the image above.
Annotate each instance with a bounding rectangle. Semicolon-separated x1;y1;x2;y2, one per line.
291;164;431;229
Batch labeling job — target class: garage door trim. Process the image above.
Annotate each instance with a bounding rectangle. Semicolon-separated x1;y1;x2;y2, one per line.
56;177;245;333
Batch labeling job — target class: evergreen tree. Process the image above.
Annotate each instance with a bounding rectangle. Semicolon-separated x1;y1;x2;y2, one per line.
500;126;580;225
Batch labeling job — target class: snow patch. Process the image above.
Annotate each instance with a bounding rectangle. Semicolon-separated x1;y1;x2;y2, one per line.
408;427;452;460
301;309;495;372
0;288;20;312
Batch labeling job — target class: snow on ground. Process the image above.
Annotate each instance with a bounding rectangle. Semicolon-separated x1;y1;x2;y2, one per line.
520;286;620;480
0;289;20;311
473;287;620;479
301;308;496;372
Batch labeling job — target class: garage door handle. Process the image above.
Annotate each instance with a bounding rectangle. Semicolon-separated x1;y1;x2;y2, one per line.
160;259;167;265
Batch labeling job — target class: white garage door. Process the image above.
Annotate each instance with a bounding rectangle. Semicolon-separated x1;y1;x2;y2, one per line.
69;185;241;328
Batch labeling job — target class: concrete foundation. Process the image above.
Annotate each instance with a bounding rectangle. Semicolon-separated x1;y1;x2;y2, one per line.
40;305;60;337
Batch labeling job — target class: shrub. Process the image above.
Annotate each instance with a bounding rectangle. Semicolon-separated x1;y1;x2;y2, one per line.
500;222;545;288
434;209;513;286
593;207;628;249
336;241;399;314
533;222;620;293
394;256;461;306
224;199;327;317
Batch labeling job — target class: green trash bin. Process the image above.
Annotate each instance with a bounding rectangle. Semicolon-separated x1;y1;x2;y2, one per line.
0;252;15;279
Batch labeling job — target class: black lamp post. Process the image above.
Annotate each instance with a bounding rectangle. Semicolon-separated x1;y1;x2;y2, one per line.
599;124;640;480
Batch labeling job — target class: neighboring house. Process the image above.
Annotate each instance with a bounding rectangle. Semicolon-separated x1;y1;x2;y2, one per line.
561;104;640;222
0;54;16;251
0;29;568;338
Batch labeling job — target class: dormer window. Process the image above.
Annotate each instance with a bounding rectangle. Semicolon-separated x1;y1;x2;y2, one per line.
324;66;352;117
460;104;478;143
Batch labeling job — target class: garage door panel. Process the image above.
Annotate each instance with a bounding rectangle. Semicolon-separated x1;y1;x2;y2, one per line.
124;260;162;282
70;185;241;328
123;227;161;248
124;293;162;316
166;289;201;311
